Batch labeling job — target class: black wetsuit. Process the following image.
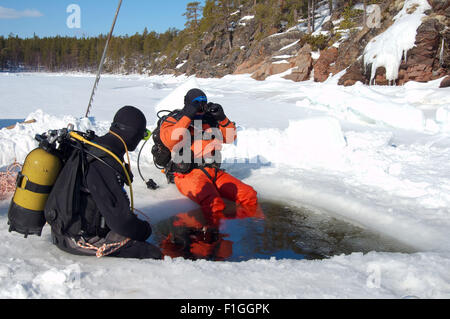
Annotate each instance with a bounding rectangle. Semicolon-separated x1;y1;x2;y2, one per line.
51;133;162;259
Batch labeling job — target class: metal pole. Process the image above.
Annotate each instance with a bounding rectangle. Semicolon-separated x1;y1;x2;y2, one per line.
85;0;123;118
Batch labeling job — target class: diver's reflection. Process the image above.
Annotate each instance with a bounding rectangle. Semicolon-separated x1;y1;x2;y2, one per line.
156;202;264;261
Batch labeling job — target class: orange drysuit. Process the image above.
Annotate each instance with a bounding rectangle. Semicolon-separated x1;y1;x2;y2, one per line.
160;113;259;225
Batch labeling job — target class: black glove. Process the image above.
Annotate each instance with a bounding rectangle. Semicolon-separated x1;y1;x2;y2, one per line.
183;100;203;119
207;103;226;122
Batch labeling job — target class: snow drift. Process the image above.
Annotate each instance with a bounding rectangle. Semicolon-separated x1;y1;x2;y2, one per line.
1;72;450;299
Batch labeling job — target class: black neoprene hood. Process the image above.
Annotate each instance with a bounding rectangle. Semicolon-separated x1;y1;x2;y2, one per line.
110;105;147;152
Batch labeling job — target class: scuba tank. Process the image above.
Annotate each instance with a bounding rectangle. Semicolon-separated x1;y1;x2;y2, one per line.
7;127;136;238
7;130;67;238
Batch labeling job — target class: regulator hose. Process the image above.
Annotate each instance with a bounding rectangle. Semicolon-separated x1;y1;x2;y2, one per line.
137;132;159;190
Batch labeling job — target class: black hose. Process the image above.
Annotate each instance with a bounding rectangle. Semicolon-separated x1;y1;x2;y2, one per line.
137;137;159;190
136;110;181;190
137;139;149;184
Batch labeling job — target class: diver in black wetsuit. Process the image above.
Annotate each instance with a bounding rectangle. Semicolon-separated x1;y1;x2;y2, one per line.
48;106;162;259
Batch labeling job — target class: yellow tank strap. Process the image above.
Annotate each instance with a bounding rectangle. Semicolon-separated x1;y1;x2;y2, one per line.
69;132;134;211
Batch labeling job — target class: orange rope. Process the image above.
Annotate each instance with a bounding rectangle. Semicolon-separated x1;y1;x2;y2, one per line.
76;238;131;258
0;162;22;201
75;208;151;258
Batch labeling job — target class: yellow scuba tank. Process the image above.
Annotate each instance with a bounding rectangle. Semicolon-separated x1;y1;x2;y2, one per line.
8;147;62;238
7;128;136;238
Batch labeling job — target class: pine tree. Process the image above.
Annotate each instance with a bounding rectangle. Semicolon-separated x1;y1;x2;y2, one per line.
307;0;317;34
255;0;283;34
0;37;6;70
199;0;219;33
183;2;203;29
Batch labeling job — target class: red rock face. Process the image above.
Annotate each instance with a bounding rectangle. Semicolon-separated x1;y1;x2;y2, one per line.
396;18;444;84
400;64;434;84
251;60;293;81
218;1;449;84
283;44;314;82
284;44;313;82
337;4;448;87
428;0;450;14
313;47;339;83
338;60;368;86
374;67;390;85
369;18;445;86
284;56;313;82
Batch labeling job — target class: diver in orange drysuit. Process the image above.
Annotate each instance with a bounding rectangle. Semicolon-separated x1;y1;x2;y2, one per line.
159;88;260;226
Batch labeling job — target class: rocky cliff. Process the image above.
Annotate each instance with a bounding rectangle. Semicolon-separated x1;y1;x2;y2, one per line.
156;0;448;87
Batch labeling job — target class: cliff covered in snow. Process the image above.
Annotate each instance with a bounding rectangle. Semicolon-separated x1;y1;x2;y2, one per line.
174;0;449;87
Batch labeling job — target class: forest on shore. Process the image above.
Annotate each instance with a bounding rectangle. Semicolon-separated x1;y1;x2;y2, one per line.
0;0;351;74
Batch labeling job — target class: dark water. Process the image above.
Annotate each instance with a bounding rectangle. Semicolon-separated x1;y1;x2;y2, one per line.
152;201;415;262
0;119;25;129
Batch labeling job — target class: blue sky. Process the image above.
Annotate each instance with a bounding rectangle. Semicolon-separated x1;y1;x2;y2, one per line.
0;0;204;38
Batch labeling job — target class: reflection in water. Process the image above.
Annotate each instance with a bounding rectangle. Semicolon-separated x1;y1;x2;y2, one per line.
154;201;263;261
152;201;415;262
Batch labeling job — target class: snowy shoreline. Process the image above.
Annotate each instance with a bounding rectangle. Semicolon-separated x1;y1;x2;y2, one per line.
1;72;450;298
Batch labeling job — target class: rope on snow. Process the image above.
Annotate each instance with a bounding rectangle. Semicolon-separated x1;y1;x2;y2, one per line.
0;162;22;201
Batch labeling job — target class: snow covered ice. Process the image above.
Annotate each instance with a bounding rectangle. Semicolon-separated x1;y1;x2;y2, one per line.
1;72;450;298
